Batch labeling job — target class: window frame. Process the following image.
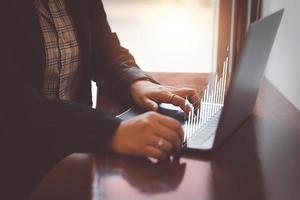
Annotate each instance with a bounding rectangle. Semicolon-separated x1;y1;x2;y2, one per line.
215;0;262;74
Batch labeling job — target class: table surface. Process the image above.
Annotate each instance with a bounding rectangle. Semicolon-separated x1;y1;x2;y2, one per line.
30;72;300;200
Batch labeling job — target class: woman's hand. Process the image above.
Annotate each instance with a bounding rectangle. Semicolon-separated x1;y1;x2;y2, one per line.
109;111;184;159
129;80;201;113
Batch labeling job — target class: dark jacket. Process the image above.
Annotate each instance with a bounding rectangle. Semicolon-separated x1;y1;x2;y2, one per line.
0;0;153;198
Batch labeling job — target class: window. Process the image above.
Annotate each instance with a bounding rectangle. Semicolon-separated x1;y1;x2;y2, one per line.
102;0;261;73
216;0;262;74
103;0;216;73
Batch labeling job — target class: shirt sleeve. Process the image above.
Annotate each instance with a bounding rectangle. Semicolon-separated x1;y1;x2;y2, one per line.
0;29;121;155
89;0;160;100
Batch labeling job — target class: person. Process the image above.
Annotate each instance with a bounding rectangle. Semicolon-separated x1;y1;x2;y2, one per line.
0;0;200;199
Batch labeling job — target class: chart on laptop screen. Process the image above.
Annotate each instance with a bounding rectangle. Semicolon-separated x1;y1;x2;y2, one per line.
183;55;229;143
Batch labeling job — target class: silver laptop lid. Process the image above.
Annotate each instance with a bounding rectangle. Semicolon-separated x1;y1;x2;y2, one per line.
213;9;284;149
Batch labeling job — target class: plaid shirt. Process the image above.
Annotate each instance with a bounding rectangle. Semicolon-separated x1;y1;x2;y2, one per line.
34;0;81;100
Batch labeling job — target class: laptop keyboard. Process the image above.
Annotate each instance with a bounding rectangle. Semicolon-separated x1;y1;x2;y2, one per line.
186;111;221;147
183;105;223;147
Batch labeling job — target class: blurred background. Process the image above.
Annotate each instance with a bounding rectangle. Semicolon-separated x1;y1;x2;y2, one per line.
98;0;300;111
102;0;216;73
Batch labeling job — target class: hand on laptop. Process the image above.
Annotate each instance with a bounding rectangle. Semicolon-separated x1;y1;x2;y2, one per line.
129;80;201;113
109;111;184;159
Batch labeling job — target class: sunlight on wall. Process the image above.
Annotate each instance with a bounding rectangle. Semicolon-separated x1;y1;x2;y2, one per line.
102;0;215;73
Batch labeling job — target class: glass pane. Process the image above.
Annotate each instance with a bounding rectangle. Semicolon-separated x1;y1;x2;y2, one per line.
102;0;215;73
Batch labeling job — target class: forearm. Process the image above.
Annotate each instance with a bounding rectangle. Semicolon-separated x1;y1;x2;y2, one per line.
89;0;158;98
0;48;121;155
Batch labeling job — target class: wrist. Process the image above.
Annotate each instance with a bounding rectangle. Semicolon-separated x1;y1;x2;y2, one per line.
108;122;123;152
128;79;151;98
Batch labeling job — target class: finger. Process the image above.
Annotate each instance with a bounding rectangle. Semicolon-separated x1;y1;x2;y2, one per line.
155;114;184;142
151;91;189;112
139;121;177;149
193;102;201;113
144;146;166;159
147;135;174;152
152;123;182;148
173;87;197;97
189;94;201;107
151;91;174;102
169;95;191;113
140;98;159;111
176;88;201;103
149;91;190;113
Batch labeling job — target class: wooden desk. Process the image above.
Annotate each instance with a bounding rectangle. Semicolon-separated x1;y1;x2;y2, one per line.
30;73;300;200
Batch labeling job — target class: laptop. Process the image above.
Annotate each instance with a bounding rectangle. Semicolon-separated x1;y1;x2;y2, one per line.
118;9;284;152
